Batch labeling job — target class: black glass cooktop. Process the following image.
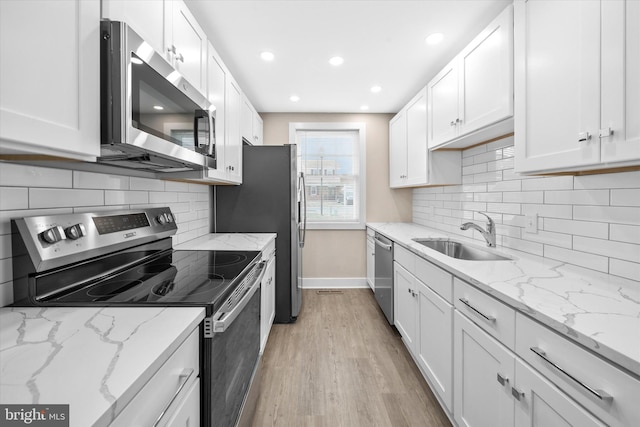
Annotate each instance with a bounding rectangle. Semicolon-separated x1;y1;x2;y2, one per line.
42;249;261;313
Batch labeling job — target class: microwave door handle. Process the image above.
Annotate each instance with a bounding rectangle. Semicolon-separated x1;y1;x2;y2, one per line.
208;113;215;157
193;109;207;151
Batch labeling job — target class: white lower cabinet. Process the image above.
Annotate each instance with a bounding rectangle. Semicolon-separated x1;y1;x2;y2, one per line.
260;240;276;353
454;311;515;427
110;328;200;426
366;228;375;290
416;279;453;412
394;261;418;352
514;359;605;427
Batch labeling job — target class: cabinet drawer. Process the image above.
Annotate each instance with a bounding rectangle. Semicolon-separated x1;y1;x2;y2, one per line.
394;245;415;271
111;327;200;426
516;313;640;427
454;278;515;349
415;256;453;303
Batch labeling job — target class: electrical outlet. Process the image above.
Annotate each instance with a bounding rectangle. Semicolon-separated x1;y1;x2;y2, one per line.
525;213;538;234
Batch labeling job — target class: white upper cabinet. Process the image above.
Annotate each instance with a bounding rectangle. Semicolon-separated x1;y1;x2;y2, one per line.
514;0;640;174
102;0;165;55
0;0;100;161
241;96;263;145
389;87;461;189
225;78;243;183
428;4;514;150
165;1;207;94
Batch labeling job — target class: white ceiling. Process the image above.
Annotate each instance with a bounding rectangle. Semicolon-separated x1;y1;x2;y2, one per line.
185;0;512;114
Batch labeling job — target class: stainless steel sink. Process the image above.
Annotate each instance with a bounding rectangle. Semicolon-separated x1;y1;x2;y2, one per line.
412;238;512;261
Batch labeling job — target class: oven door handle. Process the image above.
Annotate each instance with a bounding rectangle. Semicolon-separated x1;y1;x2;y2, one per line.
213;261;266;333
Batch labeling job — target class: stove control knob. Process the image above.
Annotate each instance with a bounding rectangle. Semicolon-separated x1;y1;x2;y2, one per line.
40;226;66;244
65;223;86;240
165;213;174;223
157;214;167;225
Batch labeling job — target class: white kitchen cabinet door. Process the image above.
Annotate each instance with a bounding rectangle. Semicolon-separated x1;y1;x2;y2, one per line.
394;262;417;354
514;360;605;427
0;0;100;161
163;378;201;427
366;236;375;290
454;311;515;427
206;44;227;182
514;0;601;172
165;0;207;94
405;88;429;187
253;113;264;145
260;255;276;353
389;110;408;187
458;4;513;137
225;78;243;183
600;0;640;164
428;60;459;148
417;280;453;413
101;0;164;55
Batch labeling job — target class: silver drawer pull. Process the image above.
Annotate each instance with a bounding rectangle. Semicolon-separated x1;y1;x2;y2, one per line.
459;298;495;323
497;372;509;386
578;132;592;142
152;368;195;426
530;347;613;403
511;387;525;401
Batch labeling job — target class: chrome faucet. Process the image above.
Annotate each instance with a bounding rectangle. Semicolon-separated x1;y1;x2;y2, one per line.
461;212;496;247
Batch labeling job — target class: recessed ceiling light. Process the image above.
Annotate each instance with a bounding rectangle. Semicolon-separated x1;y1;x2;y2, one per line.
261;51;275;61
425;33;444;45
153;105;164;110
290;95;300;102
329;56;344;66
131;57;144;65
360;105;369;111
371;85;382;93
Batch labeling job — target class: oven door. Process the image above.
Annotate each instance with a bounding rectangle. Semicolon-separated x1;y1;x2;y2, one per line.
203;261;265;427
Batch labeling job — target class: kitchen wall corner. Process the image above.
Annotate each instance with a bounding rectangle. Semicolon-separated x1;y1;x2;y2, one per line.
0;162;211;307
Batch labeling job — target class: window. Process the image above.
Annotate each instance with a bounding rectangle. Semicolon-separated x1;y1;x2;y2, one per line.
289;122;366;229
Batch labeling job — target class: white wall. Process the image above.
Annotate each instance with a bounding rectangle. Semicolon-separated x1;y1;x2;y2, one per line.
413;136;640;282
0;163;211;306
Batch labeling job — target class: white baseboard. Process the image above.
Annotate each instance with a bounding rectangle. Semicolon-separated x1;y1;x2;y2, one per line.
302;277;370;289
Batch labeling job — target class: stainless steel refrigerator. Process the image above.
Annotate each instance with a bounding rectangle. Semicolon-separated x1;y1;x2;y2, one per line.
213;144;306;323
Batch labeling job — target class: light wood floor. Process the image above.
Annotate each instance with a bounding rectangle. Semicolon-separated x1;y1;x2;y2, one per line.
252;289;452;427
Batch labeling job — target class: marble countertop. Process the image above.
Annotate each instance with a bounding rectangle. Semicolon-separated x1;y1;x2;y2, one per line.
175;233;276;252
0;306;204;427
368;222;640;378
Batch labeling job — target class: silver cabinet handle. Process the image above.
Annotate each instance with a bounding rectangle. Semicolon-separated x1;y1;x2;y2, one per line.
450;120;456;126
530;347;613;402
497;373;509;386
458;298;495;323
511;387;525;401
176;52;184;63
599;127;614;138
152;368;195;427
578;132;592;142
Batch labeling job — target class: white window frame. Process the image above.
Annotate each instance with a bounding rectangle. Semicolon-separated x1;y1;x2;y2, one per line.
289;122;366;230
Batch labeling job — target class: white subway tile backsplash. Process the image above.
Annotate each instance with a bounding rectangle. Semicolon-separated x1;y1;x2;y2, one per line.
543;218;609;239
574;171;640;189
544;246;609;273
610;189;640;207
30;188;104;209
0;163;211;307
610;224;640;244
544;189;610;205
0;188;28;210
574;206;640;226
0;163;72;188
573;236;640;263
73;171;130;190
609;258;640;281
413;142;639;282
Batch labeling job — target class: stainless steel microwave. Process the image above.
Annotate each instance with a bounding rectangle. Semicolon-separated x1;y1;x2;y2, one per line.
100;20;216;173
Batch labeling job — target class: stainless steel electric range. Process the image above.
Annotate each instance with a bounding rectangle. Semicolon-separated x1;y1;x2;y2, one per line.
11;207;264;427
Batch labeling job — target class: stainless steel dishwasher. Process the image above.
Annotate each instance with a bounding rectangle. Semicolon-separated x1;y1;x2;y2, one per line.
373;233;394;324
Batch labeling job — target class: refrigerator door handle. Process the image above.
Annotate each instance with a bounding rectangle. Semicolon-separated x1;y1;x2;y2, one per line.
298;173;307;248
